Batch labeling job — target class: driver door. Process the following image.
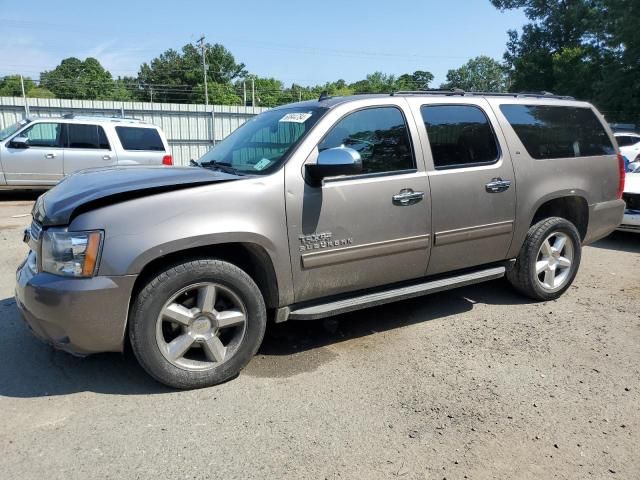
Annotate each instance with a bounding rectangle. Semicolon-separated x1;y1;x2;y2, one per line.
285;101;432;303
3;122;64;186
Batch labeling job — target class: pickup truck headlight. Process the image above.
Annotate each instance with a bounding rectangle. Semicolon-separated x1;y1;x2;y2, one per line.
41;230;103;277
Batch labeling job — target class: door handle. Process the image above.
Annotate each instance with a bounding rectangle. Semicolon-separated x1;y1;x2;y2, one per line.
485;178;512;193
102;155;112;161
44;153;56;159
392;189;425;206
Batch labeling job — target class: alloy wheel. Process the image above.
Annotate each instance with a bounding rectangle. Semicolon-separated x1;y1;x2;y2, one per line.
155;282;247;371
535;232;574;292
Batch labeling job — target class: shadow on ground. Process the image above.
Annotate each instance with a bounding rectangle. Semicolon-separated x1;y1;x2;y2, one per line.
590;231;640;254
0;279;529;397
0;190;44;202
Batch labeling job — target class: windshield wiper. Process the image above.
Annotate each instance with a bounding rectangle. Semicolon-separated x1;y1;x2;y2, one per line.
196;159;245;176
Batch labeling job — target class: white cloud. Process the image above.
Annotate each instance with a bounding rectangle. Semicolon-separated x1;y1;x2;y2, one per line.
0;36;149;80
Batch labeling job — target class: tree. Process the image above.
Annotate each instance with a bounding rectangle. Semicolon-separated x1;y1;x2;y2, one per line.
440;56;508;92
490;0;640;122
349;72;398;93
27;87;56;98
41;57;117;100
397;70;434;90
138;42;247;103
0;75;36;97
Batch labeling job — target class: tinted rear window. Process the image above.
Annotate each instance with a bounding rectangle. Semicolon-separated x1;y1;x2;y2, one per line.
116;127;165;151
500;105;614;159
616;135;640;147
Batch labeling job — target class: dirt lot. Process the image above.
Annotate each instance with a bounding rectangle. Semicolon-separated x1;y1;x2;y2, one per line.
0;191;638;480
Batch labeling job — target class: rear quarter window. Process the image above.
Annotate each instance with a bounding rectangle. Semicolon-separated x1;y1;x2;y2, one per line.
116;126;165;151
500;105;614;159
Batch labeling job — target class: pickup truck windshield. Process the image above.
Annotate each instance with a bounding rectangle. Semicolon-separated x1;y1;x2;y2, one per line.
198;106;327;175
0;119;30;141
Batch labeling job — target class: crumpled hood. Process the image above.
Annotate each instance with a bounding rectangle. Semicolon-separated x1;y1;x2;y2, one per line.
33;166;239;226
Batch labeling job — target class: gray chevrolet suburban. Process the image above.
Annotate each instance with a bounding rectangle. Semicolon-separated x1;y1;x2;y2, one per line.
15;91;625;389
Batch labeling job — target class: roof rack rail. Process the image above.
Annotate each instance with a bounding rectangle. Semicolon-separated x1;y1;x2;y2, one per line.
390;89;574;100
392;89;465;96
62;113;74;119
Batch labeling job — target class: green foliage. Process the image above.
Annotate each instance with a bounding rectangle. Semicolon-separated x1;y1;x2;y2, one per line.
397;71;434;90
0;75;36;97
491;0;640;123
26;87;56;98
441;56;508;92
41;57;116;100
138;42;247;103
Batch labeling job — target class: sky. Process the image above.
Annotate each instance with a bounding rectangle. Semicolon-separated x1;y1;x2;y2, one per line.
0;0;527;87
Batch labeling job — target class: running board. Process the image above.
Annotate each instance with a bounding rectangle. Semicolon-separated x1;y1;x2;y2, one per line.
285;266;506;321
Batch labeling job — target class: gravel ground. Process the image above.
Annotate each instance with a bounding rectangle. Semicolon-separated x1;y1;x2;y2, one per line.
0;192;638;480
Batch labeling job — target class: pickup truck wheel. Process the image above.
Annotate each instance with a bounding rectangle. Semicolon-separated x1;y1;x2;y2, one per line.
506;217;582;301
129;259;266;389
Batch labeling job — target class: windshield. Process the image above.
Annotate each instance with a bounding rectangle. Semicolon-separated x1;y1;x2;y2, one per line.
0;119;30;142
198;106;327;175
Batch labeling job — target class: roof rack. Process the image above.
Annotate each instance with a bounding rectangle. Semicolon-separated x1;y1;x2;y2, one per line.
58;113;147;123
391;89;574;100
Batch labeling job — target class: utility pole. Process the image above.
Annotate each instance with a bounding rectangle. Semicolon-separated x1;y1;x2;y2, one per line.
243;80;247;107
197;35;208;107
251;78;255;107
20;75;29;116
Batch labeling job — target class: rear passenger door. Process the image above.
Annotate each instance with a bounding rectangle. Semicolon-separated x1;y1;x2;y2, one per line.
64;123;116;175
408;99;517;275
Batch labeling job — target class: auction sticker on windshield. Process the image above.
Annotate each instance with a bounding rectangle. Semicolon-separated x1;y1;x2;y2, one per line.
279;112;313;123
253;158;271;171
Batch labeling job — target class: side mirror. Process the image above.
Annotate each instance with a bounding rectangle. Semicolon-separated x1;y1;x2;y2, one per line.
9;136;29;149
306;147;362;185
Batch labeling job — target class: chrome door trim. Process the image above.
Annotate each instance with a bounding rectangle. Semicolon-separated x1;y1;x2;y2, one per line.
301;234;431;269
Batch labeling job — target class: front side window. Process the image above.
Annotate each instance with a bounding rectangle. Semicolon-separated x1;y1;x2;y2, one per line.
500;104;615;159
20;122;62;148
67;124;110;149
199;107;327;175
0;119;30;141
116;127;165;151
319;107;415;174
421;105;499;169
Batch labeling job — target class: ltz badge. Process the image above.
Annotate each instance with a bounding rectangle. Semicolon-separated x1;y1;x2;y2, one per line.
299;232;354;252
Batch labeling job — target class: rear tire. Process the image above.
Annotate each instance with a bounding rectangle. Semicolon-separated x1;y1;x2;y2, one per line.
506;217;582;301
129;259;266;389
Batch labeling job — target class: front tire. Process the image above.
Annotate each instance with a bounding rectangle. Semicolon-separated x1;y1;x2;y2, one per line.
129;259;266;389
506;217;582;301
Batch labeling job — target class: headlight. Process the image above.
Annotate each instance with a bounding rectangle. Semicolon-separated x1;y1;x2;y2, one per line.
41;230;103;277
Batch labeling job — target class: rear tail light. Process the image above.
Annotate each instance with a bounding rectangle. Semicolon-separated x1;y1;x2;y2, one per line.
617;153;625;199
162;155;173;166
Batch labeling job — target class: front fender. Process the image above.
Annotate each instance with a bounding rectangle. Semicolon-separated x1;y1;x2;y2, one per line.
69;173;295;305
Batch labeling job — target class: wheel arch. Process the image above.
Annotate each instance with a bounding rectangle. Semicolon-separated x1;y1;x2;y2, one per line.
129;241;281;312
529;194;589;241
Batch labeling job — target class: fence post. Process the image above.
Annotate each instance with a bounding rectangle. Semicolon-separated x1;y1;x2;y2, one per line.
211;107;215;145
